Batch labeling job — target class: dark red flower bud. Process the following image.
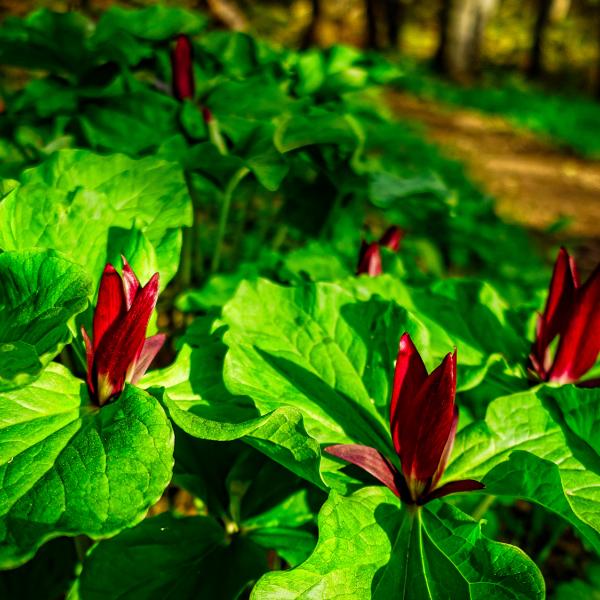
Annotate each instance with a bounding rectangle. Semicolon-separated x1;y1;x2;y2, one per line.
326;333;483;505
530;248;600;384
379;226;403;252
171;35;195;101
356;225;403;277
82;258;165;406
357;241;382;276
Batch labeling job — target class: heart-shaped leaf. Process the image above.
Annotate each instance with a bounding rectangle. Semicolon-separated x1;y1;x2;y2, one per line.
149;279;442;490
0;149;192;291
252;487;544;599
448;385;600;552
76;513;268;600
0;250;90;391
0;364;174;567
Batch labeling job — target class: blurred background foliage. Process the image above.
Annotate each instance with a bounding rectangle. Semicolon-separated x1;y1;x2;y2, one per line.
2;0;599;96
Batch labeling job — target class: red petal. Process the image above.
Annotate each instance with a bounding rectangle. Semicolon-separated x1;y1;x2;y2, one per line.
550;262;600;383
81;327;95;395
356;242;382;276
325;444;402;498
430;405;458;490
538;248;579;350
121;256;140;310
421;479;484;504
93;273;160;398
171;35;195;101
400;350;456;483
379;226;403;252
93;264;126;351
128;333;166;385
389;333;428;455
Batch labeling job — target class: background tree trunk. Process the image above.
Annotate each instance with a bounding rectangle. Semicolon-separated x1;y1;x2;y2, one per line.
365;0;379;49
386;0;400;49
434;0;498;81
433;0;451;73
386;0;410;51
596;4;600;99
528;0;553;78
301;0;321;49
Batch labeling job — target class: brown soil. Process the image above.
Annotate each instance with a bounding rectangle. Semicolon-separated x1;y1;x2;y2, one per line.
386;91;600;267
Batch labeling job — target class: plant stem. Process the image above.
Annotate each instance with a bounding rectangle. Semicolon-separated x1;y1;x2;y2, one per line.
74;535;92;562
208;119;228;156
179;172;197;289
211;167;250;273
471;494;496;521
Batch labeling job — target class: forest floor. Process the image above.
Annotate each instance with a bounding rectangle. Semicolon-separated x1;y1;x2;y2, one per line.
386;91;600;268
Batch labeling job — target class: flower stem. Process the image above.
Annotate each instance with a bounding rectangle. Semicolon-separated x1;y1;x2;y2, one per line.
471;494;496;521
211;167;250;273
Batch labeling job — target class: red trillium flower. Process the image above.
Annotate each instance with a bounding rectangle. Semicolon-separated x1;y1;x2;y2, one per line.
82;259;166;406
326;333;483;505
356;225;403;276
529;247;600;384
171;34;195;101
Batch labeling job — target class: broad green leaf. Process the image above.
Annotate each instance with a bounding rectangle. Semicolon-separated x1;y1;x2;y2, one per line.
554;563;600;599
105;226;159;296
0;538;77;600
0;149;192;290
78;89;180;155
275;109;360;154
206;77;292;121
0;250;90;391
76;513;268;600
0;10;93;73
94;6;207;42
142;319;324;490
198;31;283;78
0;364;174;567
448;386;600;552
154;279;451;490
219;117;288;191
172;434;319;567
348;275;529;405
252;487;544;599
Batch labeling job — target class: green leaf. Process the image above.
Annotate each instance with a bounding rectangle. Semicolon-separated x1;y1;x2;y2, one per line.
0;149;192;290
0;250;91;391
172;434;319;567
0;538;77;600
252;487;544;599
0;9;92;73
554;563;600;600
105;226;159;296
0;364;174;567
275;109;360;154
78;90;180;155
151;279;446;491
220;117;288;191
77;513;269;600
448;385;600;552
94;5;207;42
142;318;324;490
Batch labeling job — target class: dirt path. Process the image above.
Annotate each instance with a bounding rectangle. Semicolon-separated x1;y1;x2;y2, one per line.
386;91;600;264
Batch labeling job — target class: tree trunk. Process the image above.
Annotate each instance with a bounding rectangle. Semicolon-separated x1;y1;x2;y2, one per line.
386;0;409;51
434;0;498;81
596;5;600;100
365;0;379;49
301;0;321;49
433;0;451;73
528;0;552;78
386;0;400;49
